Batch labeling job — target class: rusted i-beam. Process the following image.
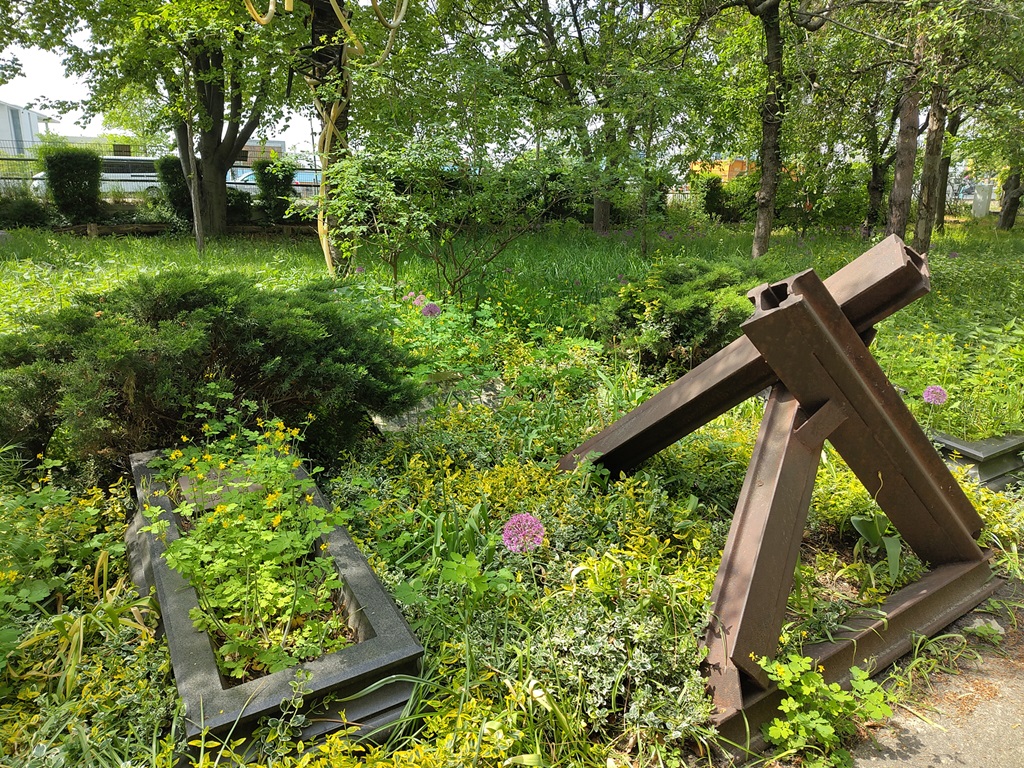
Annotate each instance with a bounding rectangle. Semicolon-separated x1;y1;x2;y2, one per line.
741;268;985;562
702;268;992;729
703;386;846;711
558;235;929;476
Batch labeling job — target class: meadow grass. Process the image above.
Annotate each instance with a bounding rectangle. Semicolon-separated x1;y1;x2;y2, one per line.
2;218;1023;767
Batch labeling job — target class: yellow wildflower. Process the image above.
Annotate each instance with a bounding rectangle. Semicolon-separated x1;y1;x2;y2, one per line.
271;514;283;528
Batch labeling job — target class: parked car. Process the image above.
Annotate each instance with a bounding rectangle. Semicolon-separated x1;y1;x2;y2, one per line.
226;168;321;198
31;156;161;198
225;169;259;194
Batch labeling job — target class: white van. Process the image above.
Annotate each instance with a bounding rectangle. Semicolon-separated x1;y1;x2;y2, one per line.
31;156;161;198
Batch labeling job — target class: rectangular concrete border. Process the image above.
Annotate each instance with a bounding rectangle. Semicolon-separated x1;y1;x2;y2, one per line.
932;432;1024;489
127;450;423;741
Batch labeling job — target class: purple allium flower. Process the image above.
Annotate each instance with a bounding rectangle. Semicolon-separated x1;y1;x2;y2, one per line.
413;294;426;306
421;302;441;318
355;266;365;273
502;513;545;553
403;291;416;301
948;251;960;259
923;385;948;406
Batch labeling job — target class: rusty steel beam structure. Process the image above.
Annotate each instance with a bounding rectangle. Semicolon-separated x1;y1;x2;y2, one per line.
701;267;999;743
713;556;998;750
555;236;1001;751
743;269;985;560
557;235;929;476
702;387;846;712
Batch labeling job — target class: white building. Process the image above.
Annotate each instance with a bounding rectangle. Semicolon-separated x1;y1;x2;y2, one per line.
0;99;53;155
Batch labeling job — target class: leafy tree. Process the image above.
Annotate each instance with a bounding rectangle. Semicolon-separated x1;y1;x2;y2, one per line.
21;1;306;240
951;6;1024;231
251;156;297;223
409;0;722;235
325;136;581;297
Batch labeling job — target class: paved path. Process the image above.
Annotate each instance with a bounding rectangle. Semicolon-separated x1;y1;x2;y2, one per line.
850;579;1024;768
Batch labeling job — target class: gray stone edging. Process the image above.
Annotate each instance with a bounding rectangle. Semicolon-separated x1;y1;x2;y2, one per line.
127;450;423;743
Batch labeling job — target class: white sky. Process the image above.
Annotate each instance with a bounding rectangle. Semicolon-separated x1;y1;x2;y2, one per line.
0;46;315;154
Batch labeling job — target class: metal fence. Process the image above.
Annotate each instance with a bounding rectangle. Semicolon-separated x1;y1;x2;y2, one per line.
1;138;318;196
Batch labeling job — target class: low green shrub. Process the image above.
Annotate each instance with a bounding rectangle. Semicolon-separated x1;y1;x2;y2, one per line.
154;155;192;222
722;171;759;223
0;185;48;229
252;157;297;223
588;250;765;378
0;271;424;479
226;187;253;224
689;172;732;222
41;147;102;224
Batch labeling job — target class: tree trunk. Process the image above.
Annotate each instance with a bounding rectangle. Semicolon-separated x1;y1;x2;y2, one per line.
862;162;888;239
912;82;947;253
997;169;1022;231
886;36;924;241
593;196;612;233
179;40;263;239
199;161;229;237
934;107;963;233
307;1;353;276
174;122;206;253
752;2;785;259
314;93;351;276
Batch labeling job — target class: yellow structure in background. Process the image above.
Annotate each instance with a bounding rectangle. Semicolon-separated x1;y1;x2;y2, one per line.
690;158;754;182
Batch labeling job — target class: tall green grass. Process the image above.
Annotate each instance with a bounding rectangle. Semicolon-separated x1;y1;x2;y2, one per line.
0;230;325;334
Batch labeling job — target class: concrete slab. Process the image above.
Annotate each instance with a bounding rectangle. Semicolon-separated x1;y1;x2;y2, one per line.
850;580;1024;768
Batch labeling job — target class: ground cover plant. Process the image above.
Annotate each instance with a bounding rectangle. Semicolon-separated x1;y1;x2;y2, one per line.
0;221;1023;767
142;410;350;680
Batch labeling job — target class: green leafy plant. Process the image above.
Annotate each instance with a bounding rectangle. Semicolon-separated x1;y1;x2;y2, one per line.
144;414;351;680
757;654;892;768
40;147;102;224
849;510;903;588
0;271;423;478
0;475;128;674
252;157;298;223
17;551;156;699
